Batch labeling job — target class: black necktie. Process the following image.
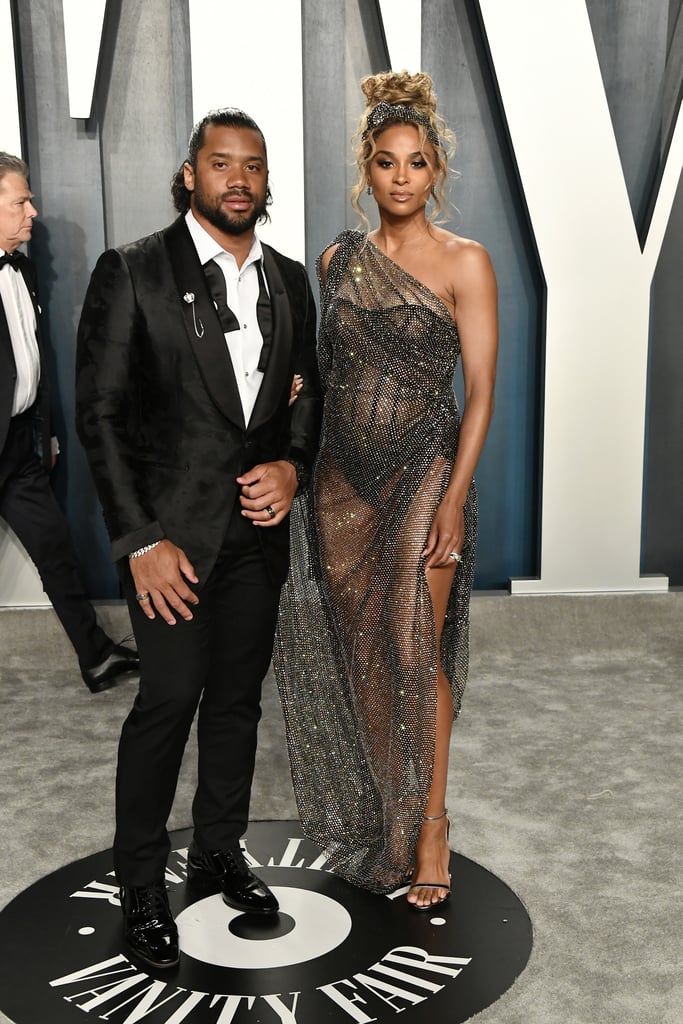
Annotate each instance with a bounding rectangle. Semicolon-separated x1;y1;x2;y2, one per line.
0;252;19;271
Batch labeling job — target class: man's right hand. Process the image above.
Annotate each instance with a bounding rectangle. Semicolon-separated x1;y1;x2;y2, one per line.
129;540;199;625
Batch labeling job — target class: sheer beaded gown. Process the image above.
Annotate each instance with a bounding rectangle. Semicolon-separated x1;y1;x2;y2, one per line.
274;230;476;893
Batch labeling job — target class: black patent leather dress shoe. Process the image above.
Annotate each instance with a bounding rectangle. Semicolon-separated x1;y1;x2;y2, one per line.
187;844;279;915
81;644;140;693
120;883;179;969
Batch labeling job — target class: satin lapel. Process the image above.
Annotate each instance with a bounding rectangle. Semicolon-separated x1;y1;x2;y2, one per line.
0;289;15;421
164;218;245;429
17;259;46;365
5;256;51;462
0;292;12;358
17;257;38;312
0;258;38;357
249;245;292;432
0;295;12;438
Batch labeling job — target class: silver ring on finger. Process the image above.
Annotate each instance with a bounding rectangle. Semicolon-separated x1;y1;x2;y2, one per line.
449;551;462;563
135;591;150;601
265;505;276;520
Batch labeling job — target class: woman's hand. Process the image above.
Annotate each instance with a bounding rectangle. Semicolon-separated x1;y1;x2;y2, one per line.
289;374;303;406
422;499;465;570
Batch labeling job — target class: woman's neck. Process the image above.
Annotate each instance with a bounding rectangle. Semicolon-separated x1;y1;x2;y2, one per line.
371;212;432;253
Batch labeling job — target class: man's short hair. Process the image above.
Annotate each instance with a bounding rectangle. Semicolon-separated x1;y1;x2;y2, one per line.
0;152;29;185
170;108;270;216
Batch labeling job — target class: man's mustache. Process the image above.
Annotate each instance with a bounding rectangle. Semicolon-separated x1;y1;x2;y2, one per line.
222;189;253;201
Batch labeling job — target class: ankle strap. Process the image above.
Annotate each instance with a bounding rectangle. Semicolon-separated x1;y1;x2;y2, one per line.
423;808;448;821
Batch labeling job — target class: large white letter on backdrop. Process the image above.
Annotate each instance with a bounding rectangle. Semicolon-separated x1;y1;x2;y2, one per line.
478;0;681;594
188;0;305;262
378;0;421;73
62;0;107;118
0;0;21;154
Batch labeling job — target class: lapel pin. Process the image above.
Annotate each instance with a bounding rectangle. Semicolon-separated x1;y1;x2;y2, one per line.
183;292;204;338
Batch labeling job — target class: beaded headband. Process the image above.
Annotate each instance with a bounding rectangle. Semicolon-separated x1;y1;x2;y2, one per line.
362;101;440;148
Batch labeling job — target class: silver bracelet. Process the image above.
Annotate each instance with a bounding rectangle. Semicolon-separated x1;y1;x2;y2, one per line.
129;541;162;559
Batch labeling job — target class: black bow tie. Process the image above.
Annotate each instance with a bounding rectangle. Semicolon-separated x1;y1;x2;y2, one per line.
0;252;20;271
203;258;240;333
202;257;273;372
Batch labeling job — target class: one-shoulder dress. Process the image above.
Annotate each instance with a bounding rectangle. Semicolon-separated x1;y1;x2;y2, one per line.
273;230;477;893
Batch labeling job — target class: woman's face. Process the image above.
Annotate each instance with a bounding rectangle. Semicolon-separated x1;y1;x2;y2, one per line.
365;122;437;220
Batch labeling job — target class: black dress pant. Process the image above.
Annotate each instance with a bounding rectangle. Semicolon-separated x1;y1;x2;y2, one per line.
0;411;111;668
114;507;282;887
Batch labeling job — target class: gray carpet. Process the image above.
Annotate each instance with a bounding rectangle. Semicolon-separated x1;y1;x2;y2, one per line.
0;593;681;1023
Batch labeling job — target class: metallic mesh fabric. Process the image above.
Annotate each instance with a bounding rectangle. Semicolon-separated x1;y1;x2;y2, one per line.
274;230;476;893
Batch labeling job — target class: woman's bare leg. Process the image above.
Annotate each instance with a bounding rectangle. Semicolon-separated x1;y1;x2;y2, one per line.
406;562;455;907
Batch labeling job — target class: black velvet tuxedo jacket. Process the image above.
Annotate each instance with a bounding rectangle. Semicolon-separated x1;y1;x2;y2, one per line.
0;253;52;468
75;216;322;587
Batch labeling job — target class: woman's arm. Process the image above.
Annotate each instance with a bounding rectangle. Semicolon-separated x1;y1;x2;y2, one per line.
423;241;498;569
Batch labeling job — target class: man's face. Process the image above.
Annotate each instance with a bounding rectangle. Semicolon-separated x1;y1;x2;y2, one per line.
0;172;38;253
184;124;268;238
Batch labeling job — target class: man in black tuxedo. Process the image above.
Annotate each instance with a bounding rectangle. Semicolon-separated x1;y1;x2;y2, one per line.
0;152;139;692
76;109;322;969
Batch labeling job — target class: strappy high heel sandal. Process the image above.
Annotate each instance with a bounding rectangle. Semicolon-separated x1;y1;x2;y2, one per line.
407;808;451;912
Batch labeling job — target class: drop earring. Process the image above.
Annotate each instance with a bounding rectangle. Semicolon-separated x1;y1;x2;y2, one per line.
366;185;373;196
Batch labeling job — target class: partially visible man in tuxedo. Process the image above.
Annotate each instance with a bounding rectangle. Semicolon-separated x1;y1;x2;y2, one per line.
76;109;322;970
0;152;139;693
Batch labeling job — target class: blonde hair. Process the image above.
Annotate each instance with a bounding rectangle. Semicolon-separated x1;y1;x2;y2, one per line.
351;71;455;228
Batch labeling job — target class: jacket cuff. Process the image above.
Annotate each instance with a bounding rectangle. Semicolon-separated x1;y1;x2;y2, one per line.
111;522;165;563
284;450;311;489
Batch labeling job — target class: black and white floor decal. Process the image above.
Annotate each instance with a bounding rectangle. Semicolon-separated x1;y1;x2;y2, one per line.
0;822;532;1023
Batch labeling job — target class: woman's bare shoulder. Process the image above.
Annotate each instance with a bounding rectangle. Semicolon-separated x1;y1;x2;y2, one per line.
433;229;494;284
432;227;489;261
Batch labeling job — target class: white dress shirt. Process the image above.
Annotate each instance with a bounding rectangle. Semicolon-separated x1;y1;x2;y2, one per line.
0;250;40;415
185;211;267;425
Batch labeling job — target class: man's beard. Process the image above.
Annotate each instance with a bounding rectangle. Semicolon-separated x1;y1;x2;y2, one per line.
193;185;267;236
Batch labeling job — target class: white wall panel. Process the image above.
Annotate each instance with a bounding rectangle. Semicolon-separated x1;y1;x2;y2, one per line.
378;0;421;72
0;0;22;154
62;0;107;119
188;0;305;261
0;524;50;606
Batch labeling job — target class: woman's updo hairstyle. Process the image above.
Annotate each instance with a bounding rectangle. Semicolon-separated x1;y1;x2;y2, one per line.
351;70;455;226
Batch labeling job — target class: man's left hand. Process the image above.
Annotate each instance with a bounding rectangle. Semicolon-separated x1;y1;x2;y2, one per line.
237;460;298;526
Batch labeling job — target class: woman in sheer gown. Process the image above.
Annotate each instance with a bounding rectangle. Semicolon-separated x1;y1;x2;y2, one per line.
275;71;498;908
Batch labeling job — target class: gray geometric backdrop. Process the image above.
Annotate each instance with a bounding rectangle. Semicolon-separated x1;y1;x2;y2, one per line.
9;0;683;594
